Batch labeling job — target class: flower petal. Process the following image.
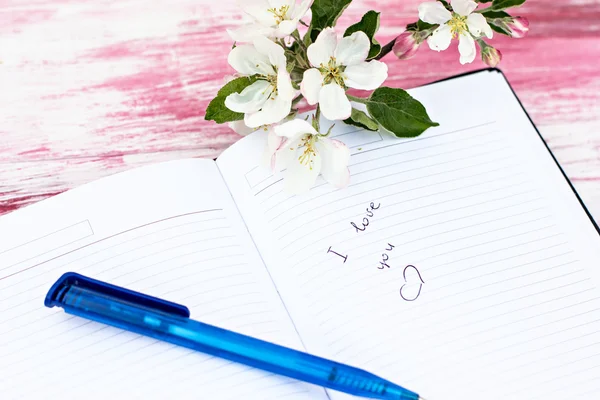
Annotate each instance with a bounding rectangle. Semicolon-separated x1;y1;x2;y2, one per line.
225;80;272;113
229;120;258;136
228;45;274;76
316;138;350;188
275;137;302;171
467;13;493;39
451;0;478;16
275;118;317;140
427;24;453;52
335;31;370;66
262;126;283;170
227;24;275;43
253;36;287;67
239;0;275;26
418;2;452;24
319;83;352;121
277;20;298;37
268;0;294;10
277;68;296;101
344;60;388;90
307;27;337;67
283;147;322;194
458;32;476;64
291;0;313;19
245;92;292;127
300;68;324;105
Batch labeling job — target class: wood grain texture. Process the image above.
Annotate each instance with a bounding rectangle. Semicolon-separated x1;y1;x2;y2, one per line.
1;0;599;219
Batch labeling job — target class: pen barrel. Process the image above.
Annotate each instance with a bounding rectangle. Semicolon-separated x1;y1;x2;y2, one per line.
55;285;418;400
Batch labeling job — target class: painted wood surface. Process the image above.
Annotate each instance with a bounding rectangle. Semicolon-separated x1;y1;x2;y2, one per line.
1;0;599;221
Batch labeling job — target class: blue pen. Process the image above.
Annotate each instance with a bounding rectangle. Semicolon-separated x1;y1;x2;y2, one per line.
45;272;423;400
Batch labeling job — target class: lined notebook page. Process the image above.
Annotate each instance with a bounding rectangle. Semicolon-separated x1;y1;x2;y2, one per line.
0;159;325;400
217;70;600;400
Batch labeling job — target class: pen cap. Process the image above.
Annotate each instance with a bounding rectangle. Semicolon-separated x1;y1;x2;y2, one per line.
45;272;190;318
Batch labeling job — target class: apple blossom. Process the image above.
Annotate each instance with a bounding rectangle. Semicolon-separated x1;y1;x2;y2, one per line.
225;36;295;128
228;0;313;42
300;28;388;121
275;118;350;193
419;0;493;64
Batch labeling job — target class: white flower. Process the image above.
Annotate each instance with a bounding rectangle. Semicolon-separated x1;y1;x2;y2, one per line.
301;28;388;121
229;120;260;136
228;0;313;42
275;119;350;194
225;36;295;128
419;0;493;64
230;121;284;170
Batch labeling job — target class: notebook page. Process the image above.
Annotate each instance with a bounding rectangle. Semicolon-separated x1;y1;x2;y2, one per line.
217;70;600;400
0;159;325;400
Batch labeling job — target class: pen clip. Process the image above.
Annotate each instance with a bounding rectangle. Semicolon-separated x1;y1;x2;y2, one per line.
45;272;191;318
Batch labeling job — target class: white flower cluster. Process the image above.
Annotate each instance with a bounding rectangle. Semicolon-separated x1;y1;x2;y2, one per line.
224;0;389;193
216;0;529;194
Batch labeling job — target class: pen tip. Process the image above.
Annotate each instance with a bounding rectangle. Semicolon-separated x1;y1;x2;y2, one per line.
418;397;427;400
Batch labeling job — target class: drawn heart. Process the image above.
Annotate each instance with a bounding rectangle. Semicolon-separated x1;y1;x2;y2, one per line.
399;265;425;302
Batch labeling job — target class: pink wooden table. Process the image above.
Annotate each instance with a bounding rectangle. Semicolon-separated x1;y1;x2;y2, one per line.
1;0;599;220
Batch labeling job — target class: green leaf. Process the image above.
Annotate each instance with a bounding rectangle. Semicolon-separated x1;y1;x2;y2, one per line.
205;76;258;124
491;0;526;11
488;21;511;35
307;0;352;43
344;11;381;59
344;108;379;131
416;19;437;31
481;10;511;18
482;11;512;36
286;60;296;74
365;87;439;137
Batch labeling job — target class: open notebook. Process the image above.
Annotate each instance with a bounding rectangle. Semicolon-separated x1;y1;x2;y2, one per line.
2;69;600;400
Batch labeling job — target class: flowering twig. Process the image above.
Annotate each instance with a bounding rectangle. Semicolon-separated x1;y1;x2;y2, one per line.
205;0;530;194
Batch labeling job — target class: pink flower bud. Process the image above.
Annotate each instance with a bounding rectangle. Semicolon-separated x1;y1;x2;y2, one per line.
393;31;420;60
507;17;529;38
482;46;502;67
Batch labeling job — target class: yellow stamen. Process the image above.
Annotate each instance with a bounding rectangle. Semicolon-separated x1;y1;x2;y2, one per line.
267;5;290;26
319;57;346;88
297;134;318;170
447;14;468;38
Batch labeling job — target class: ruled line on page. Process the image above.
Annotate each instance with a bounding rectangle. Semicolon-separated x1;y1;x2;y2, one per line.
276;160;522;248
253;122;497;202
526;371;600;400
0;233;241;316
258;124;499;211
269;142;506;222
338;288;598;363
0;210;223;282
293;187;540;283
0;220;94;272
300;221;560;302
0;216;230;295
321;266;586;347
0;217;229;301
316;245;583;340
312;252;576;322
271;147;515;232
401;287;600;375
288;189;540;259
289;177;530;270
277;162;520;249
297;206;552;287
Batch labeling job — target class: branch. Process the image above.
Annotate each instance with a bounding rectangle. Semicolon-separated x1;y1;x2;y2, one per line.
374;38;397;60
